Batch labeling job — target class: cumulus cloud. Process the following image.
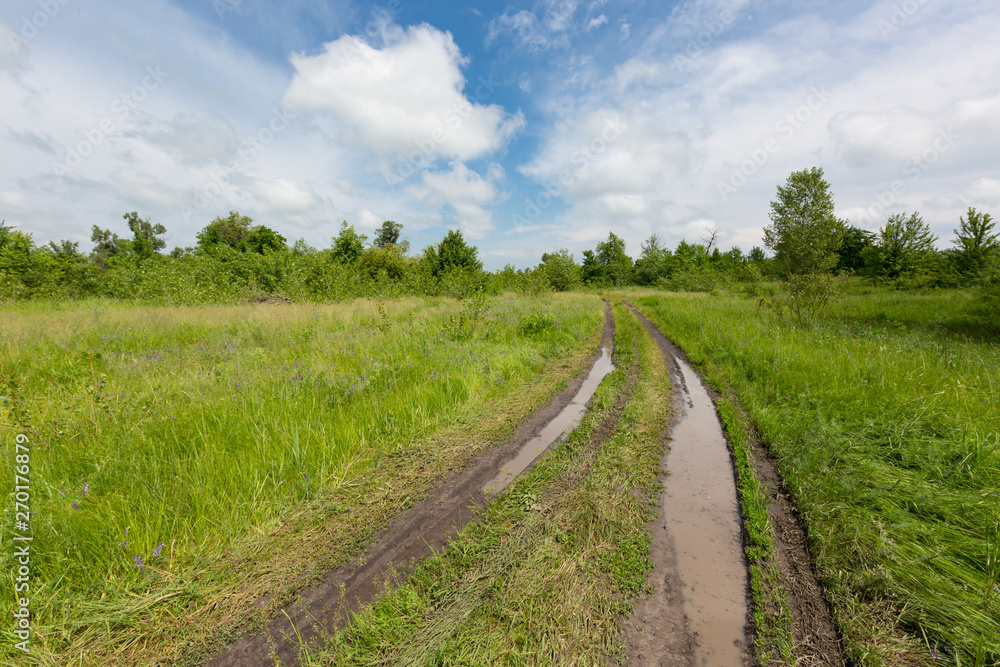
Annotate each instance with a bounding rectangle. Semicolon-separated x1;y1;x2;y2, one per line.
405;162;502;238
284;25;522;162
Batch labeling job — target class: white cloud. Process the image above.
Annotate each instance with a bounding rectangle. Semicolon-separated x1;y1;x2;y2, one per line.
586;15;608;31
614;59;659;91
965;177;1000;207
405;162;502;239
284;25;521;163
514;0;1000;260
252;179;317;214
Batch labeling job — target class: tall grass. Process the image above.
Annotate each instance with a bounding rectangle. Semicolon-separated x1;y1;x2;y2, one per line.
0;294;603;661
634;291;1000;667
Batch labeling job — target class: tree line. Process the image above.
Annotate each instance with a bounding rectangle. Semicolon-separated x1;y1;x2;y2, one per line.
1;169;997;320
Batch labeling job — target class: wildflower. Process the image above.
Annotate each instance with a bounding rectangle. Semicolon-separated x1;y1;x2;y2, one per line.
931;646;938;659
82;483;89;497
72;502;79;510
121;540;128;551
133;554;145;573
153;541;164;558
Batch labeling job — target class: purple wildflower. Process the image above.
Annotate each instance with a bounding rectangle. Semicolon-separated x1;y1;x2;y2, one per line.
59;488;65;495
72;502;79;510
153;541;164;558
995;584;1000;595
133;554;145;573
82;483;88;497
932;646;939;659
121;540;128;551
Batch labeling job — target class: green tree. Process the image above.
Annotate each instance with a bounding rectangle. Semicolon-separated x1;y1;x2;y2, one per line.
952;207;998;280
330;221;368;264
862;212;938;280
539;249;581;291
374;220;403;249
837;225;875;273
197;211;254;252
359;244;407;280
764;167;845;277
432;229;482;276
747;246;767;263
90;225;127;270
583;232;633;286
243;225;287;254
635;234;673;285
123;212;167;260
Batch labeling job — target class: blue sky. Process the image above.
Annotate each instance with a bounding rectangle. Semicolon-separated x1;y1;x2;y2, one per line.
2;0;998;269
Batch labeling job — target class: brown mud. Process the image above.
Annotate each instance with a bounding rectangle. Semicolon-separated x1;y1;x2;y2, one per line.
623;305;748;667
624;303;846;667
483;344;615;494
205;302;615;667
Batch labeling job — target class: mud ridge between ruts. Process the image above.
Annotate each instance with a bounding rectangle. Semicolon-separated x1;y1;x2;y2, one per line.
206;302;615;667
623;302;846;667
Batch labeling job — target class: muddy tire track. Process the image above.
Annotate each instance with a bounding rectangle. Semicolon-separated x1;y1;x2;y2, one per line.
205;303;615;667
623;302;846;667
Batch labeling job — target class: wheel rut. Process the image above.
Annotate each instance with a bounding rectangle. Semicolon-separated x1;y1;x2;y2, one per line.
205;302;616;667
623;302;846;667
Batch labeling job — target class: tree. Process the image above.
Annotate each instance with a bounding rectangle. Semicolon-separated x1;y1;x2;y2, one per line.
952;207;998;280
330;221;368;264
747;246;767;263
837;225;875;273
197;211;254;252
539;249;581;291
90;225;127;270
635;234;673;285
585;232;633;286
374;220;403;249
764;167;845;277
701;224;722;252
123;212;166;260
243;225;287;254
432;229;482;276
862;212;938;280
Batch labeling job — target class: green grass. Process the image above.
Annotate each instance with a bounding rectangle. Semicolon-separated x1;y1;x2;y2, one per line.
633;290;1000;667
297;302;672;666
0;294;604;664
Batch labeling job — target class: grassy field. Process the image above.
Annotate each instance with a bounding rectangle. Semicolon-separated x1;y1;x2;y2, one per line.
632;288;1000;667
0;294;605;664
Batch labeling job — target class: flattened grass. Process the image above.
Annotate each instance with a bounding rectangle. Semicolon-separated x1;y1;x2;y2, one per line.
635;291;1000;666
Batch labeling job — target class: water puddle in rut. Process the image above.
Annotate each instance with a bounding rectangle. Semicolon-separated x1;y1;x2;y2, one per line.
483;345;615;495
666;354;747;666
